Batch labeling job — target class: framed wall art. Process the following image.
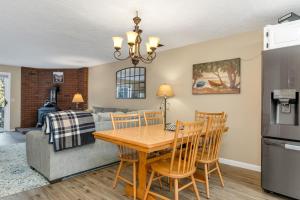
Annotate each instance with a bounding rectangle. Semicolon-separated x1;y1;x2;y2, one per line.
53;72;64;83
192;58;241;94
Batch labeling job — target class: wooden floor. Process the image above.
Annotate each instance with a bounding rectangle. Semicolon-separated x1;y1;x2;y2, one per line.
1;163;289;200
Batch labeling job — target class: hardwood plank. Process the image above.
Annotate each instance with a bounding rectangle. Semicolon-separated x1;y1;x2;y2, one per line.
1;163;289;200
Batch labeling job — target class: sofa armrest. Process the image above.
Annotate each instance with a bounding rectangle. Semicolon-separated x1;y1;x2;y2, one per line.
26;131;52;178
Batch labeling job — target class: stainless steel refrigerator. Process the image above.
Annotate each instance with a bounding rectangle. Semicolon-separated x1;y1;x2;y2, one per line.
262;45;300;199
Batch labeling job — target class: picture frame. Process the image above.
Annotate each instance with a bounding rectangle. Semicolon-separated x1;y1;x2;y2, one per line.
192;58;241;94
53;72;64;83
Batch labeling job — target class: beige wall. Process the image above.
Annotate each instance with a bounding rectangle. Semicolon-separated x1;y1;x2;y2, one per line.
0;65;21;129
89;30;263;166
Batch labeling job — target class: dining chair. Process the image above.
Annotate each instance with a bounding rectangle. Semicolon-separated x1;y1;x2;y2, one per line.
143;111;166;188
144;111;166;157
195;113;227;198
144;120;205;200
195;111;225;122
111;113;141;200
144;111;164;126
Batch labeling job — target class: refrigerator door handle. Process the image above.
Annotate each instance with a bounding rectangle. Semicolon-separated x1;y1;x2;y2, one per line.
264;140;284;147
284;144;300;151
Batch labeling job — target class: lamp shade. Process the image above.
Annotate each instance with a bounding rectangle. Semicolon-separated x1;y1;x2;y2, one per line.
112;36;123;49
146;43;152;53
156;84;174;97
149;36;160;48
126;31;138;45
72;93;84;103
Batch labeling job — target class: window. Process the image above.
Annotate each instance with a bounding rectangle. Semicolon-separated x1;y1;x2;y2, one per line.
116;67;146;99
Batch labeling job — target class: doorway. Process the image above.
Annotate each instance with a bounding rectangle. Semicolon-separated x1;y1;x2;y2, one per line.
0;72;10;132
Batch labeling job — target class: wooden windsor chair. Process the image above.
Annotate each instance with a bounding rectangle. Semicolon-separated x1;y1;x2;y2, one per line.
144;111;164;126
144;111;168;157
111;113;141;200
195;111;227;198
144;120;205;200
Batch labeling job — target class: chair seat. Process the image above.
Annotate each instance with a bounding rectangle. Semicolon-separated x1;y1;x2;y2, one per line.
120;152;139;161
196;152;218;164
151;158;196;179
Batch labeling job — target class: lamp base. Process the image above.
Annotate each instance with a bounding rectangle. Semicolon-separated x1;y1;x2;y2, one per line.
74;103;79;110
164;97;167;130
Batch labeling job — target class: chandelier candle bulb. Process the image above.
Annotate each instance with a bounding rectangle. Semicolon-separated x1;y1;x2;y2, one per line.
146;43;152;54
126;31;138;45
112;37;123;50
149;36;160;49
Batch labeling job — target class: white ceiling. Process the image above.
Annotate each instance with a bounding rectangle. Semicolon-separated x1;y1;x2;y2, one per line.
0;0;299;68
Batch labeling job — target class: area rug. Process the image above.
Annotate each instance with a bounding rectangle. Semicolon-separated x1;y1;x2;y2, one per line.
0;143;49;198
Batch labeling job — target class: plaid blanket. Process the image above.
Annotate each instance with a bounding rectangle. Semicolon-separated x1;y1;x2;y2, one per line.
45;110;95;151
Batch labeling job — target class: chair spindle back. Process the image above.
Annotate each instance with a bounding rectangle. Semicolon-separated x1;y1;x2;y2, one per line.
170;120;205;174
199;116;227;162
144;111;164;126
111;113;141;160
111;113;141;130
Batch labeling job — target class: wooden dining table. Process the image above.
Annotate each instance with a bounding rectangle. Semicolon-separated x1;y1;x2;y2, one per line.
93;124;229;200
93;124;175;199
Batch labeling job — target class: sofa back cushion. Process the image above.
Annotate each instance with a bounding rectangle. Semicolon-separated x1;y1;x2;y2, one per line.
97;112;112;121
93;106;104;113
103;108;117;112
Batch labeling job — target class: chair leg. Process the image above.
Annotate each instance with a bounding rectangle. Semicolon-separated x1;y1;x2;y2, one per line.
191;175;201;200
207;163;210;178
216;161;225;187
174;178;179;200
204;164;210;198
169;178;173;191
133;162;137;200
157;173;163;189
144;170;155;200
113;160;123;188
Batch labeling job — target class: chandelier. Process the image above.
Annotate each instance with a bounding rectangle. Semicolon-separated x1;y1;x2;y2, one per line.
112;11;161;66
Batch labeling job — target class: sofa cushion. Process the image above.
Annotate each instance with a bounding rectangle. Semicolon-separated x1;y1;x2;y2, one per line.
93;106;104;113
92;113;100;122
116;108;129;113
97;112;112;121
126;111;138;114
103;108;117;112
95;121;113;131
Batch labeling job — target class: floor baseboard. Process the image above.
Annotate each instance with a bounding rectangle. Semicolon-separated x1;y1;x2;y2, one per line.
219;158;261;172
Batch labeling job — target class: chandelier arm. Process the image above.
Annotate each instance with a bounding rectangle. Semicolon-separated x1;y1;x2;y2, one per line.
139;56;154;64
113;50;131;61
135;43;155;64
139;51;157;63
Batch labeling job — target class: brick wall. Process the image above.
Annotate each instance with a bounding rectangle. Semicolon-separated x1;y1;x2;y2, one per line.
21;67;88;128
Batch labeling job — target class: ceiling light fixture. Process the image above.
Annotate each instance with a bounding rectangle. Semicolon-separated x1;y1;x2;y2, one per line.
112;11;162;66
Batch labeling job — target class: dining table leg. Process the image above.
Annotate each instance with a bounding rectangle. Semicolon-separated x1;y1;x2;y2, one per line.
124;151;156;200
137;151;148;199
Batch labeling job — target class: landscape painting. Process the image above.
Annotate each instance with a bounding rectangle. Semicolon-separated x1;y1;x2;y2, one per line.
192;58;241;94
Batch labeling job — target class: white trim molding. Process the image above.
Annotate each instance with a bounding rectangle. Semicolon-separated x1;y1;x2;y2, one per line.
219;158;261;172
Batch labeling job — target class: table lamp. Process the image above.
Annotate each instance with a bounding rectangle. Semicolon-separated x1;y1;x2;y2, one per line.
72;93;84;110
156;83;174;129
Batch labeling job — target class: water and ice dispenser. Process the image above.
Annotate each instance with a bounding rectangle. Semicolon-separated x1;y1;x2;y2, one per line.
271;89;298;125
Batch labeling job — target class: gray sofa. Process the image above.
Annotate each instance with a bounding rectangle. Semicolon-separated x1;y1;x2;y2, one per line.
26;107;150;182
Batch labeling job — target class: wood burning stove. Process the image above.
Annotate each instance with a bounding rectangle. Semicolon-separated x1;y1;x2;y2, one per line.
36;86;60;127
